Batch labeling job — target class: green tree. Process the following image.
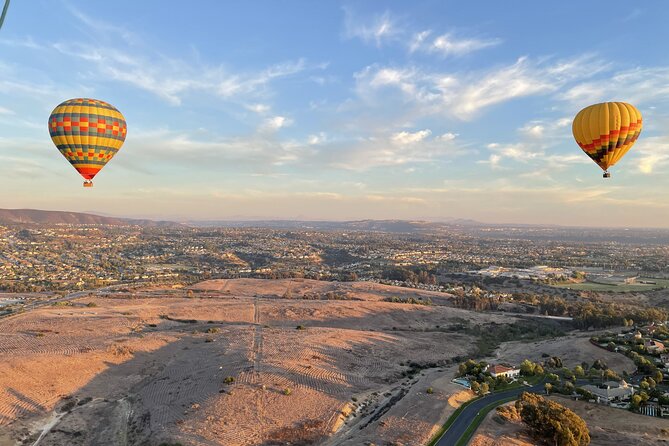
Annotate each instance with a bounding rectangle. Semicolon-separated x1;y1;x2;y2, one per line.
520;359;536;376
479;382;490;395
573;365;585;378
545;383;553;395
654;370;663;384
515;392;590;446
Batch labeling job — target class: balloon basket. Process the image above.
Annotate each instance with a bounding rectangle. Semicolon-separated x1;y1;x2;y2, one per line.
83;181;93;188
603;172;611;179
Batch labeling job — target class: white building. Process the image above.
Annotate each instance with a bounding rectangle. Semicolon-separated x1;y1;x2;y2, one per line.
487;364;520;379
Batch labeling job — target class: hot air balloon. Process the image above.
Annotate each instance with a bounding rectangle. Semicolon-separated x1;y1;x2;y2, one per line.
572;102;642;178
48;98;127;187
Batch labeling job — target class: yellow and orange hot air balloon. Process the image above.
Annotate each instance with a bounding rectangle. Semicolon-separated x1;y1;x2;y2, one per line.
48;98;127;187
572;102;642;178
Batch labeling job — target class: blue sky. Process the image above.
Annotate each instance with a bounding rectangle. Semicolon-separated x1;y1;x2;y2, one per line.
2;1;669;226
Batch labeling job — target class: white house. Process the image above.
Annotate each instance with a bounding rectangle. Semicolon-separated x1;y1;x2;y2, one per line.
487;364;520;379
581;380;634;404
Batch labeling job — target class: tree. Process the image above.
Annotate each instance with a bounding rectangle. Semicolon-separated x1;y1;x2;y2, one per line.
545;383;553;395
534;364;544;376
573;365;585;378
654;370;663;384
520;359;536;376
479;382;490;395
630;394;642;410
515;392;590;446
471;381;481;394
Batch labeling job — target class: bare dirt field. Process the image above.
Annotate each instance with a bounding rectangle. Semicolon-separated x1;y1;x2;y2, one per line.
0;278;498;446
472;397;669;446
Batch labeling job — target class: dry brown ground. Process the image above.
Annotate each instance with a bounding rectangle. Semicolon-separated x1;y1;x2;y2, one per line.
493;332;636;374
0;278;496;446
472;397;669;446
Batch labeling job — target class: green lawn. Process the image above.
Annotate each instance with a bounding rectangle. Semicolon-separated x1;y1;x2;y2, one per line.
552;277;669;293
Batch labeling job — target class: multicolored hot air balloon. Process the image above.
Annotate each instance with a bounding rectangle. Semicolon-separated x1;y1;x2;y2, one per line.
48;98;127;187
572;102;642;178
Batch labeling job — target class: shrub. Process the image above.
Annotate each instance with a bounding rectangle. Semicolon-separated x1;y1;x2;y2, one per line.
283;388;292;396
86;302;97;307
223;376;235;384
426;387;434;394
205;327;221;334
296;325;306;330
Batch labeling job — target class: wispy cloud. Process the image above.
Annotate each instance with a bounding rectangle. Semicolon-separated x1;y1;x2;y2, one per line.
343;9;398;46
561;66;669;107
354;55;604;120
410;31;501;57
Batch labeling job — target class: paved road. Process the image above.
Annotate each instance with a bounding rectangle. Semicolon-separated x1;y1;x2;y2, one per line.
436;383;544;446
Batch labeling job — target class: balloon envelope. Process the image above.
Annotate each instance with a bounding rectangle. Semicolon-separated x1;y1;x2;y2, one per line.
48;98;127;185
572;102;641;175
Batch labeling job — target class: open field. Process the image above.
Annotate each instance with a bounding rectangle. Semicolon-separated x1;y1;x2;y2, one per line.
552;277;669;293
0;278;497;446
493;332;636;374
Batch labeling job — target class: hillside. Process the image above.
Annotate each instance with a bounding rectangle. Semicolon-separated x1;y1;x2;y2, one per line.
0;208;173;226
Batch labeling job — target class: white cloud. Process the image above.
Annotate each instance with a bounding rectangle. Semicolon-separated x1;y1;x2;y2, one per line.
561;66;669;107
520;124;544;138
391;129;431;145
436;132;458;141
634;136;669;174
261;116;292;132
354;55;605;120
308;132;328;145
411;31;501;57
245;103;271;114
343;9;398;46
0;106;14;115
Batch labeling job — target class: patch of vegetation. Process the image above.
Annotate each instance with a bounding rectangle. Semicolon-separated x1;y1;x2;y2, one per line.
52;301;72;307
283;388;292;396
383;296;432;306
450;319;568;356
205;327;221;334
516;392;590;446
86;302;97;307
296;325;306;330
223;376;235;384
426;387;434;394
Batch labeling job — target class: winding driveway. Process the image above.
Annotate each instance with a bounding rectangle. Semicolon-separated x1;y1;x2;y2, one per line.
435;383;545;446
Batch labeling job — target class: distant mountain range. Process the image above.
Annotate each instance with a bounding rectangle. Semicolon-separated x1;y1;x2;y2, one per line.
188;219;482;232
0;208;174;226
2;209;669;244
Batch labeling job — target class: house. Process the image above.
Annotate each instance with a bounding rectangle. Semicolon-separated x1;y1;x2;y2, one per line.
660;354;669;368
487;364;520;379
581;380;634;404
645;340;666;354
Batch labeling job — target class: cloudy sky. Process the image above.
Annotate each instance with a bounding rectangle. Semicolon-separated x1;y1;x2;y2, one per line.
1;1;669;226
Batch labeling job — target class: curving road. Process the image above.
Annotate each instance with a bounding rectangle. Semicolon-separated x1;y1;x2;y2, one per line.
435;383;544;446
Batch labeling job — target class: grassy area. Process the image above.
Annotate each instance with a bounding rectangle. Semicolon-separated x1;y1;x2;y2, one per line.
454;396;517;446
552;277;669;293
